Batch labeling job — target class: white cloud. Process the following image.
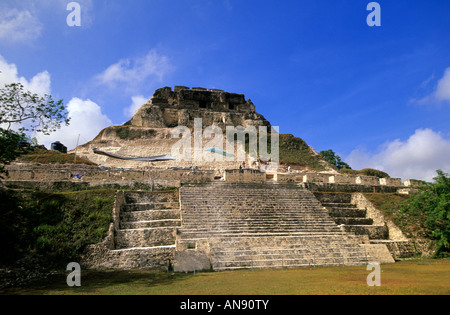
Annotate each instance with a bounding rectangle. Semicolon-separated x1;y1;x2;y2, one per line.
414;67;450;105
435;68;450;102
124;95;149;118
0;8;43;43
0;54;51;96
95;49;174;91
346;129;450;182
36;98;112;150
0;56;111;150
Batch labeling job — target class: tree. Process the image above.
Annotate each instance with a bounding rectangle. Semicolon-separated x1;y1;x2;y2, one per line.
0;83;70;176
319;149;352;170
0;82;69;135
0;128;27;176
400;170;450;257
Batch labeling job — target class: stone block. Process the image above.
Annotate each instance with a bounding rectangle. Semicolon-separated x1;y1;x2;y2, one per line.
173;250;211;272
359;244;395;264
379;178;402;186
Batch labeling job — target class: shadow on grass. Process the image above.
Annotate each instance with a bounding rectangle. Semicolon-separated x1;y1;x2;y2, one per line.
1;269;195;295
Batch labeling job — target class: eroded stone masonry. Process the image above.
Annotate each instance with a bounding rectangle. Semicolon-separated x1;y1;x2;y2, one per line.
4;86;423;271
125;86;271;129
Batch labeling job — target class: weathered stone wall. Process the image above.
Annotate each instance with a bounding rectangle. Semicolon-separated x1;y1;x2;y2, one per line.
5;163;215;186
81;190;180;270
224;169;266;183
351;193;408;241
302;182;402;193
126;86;271;130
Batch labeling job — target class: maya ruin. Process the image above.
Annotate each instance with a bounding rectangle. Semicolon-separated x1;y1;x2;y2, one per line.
4;86;423;272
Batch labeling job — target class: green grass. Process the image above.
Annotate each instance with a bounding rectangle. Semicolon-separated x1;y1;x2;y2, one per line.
3;259;449;295
279;134;331;171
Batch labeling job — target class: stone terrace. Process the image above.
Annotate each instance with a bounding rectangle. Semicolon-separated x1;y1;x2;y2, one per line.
175;182;370;271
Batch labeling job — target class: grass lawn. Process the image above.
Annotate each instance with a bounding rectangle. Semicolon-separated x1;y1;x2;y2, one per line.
2;259;449;295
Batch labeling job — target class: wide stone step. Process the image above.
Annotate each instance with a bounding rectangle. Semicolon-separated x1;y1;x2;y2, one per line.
124;191;179;204
212;254;363;267
211;246;363;258
115;227;176;249
206;234;359;246
212;255;364;270
180;216;335;223
321;202;358;208
177;231;351;241
121;219;182;230
123;202;179;212
181;220;334;226
180;221;339;227
327;208;366;218
96;246;176;269
334;217;374;225
177;226;342;236
180;210;330;217
342;225;389;240
121;209;181;222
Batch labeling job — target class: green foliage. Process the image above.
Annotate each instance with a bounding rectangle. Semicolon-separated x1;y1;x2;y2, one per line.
340;168;390;178
0;82;69;135
319;149;351;170
0;189;115;267
279;134;328;171
399;170;450;257
360;168;390;178
0;128;27;176
0;83;70;175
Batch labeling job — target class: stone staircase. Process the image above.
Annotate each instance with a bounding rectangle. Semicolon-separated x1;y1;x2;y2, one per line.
315;193;389;240
175;183;368;271
96;190;181;269
114;191;181;249
314;192;415;261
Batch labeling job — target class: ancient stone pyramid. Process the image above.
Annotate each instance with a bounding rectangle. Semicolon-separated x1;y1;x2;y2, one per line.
73;86;273;170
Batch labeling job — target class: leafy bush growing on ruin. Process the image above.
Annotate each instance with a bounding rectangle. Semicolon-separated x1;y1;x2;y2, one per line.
399;170;450;257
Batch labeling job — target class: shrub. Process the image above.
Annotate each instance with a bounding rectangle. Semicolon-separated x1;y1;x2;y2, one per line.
399;170;450;257
339;168;390;178
0;189;115;267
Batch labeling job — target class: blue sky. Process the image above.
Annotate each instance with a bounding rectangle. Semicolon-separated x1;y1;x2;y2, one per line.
1;0;449;181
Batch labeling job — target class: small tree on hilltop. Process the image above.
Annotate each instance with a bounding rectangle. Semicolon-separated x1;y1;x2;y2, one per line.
319;149;352;170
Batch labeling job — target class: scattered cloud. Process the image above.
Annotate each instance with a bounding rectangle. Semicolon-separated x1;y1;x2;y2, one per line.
0;54;51;96
413;67;450;105
0;7;43;43
346;129;450;182
95;49;174;92
0;54;111;149
434;67;450;102
36;98;112;150
124;95;149;119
